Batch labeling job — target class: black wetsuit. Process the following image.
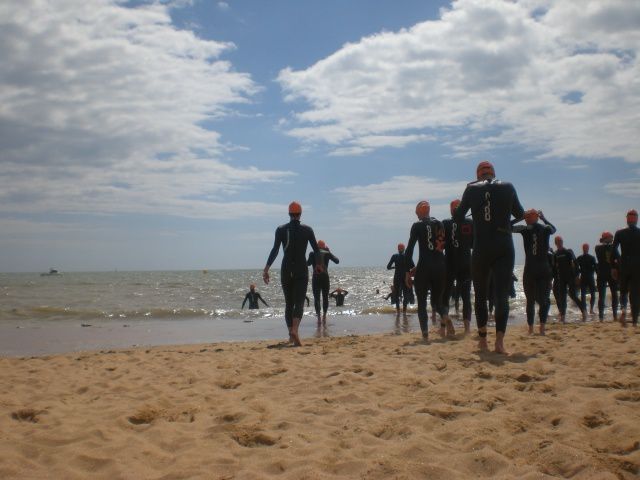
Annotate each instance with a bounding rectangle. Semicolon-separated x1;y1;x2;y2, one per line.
241;291;268;310
387;252;414;310
513;219;556;326
330;290;348;306
442;217;473;321
553;247;585;317
265;219;319;327
308;249;339;317
595;243;620;320
405;217;447;336
613;225;640;324
576;253;597;312
454;179;524;336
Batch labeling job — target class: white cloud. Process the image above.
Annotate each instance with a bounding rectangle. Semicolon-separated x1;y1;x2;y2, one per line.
604;180;640;197
334;176;468;226
278;0;640;162
0;0;291;219
217;2;230;11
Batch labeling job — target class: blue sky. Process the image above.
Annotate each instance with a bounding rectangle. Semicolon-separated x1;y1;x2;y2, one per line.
0;0;638;272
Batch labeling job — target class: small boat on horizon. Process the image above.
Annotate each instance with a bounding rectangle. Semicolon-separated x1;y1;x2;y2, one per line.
40;268;61;276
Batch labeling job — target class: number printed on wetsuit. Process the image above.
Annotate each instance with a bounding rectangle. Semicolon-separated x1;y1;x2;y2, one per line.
484;192;491;222
452;223;459;248
426;225;434;250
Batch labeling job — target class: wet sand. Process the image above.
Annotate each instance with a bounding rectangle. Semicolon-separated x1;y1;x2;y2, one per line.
0;320;638;479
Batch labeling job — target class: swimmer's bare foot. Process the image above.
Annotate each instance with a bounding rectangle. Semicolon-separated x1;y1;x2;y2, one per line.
478;337;489;352
322;314;327;325
494;332;508;355
438;324;446;338
422;333;430;344
581;310;587;322
291;318;303;346
528;324;534;335
539;323;546;336
620;310;627;327
445;317;455;337
463;320;470;335
560;315;565;324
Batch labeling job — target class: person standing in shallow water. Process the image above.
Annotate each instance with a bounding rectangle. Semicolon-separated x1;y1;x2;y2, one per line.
405;200;455;341
595;231;619;322
454;161;524;354
263;201;320;347
576;243;597;315
330;288;348;306
307;240;339;325
552;236;587;323
387;243;413;314
614;209;640;327
241;284;269;310
512;209;556;335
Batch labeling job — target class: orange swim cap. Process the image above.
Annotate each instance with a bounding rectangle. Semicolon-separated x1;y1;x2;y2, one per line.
288;201;302;214
524;209;539;225
397;243;405;252
415;201;430;219
600;231;613;243
627;209;638;224
318;240;326;249
554;235;563;247
476;161;495;180
450;199;461;216
250;283;256;289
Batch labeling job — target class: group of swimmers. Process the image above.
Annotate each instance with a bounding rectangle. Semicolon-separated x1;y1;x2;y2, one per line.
260;161;639;353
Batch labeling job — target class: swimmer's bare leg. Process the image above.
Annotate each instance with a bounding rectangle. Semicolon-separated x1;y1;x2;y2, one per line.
291;317;302;346
494;331;508;355
444;315;455;337
477;327;489;352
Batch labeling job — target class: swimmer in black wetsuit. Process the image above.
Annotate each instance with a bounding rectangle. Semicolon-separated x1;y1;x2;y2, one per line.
614;209;640;326
595;231;620;321
454;161;524;354
405;200;454;341
263;201;321;346
307;240;339;325
241;283;269;310
577;243;597;315
552;236;587;323
329;288;348;306
387;243;414;314
512;209;556;335
443;199;473;333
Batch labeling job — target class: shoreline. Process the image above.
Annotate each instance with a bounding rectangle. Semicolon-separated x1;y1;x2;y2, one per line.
0;322;638;479
0;310;593;358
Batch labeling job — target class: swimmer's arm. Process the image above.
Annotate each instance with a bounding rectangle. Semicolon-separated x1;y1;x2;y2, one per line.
453;189;471;222
264;228;283;283
329;253;339;264
511;186;525;221
307;252;314;266
258;294;269;307
241;293;249;309
386;255;395;270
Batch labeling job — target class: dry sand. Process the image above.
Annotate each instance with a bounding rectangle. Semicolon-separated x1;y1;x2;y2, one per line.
0;321;638;479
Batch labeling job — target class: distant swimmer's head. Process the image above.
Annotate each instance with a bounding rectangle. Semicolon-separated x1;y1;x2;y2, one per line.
554;235;563;249
288;201;302;218
397;243;405;253
476;160;495;181
582;243;589;254
627;209;638;226
524;209;539;225
415;200;430;220
450;199;461;216
318;240;327;249
250;283;256;291
600;231;613;244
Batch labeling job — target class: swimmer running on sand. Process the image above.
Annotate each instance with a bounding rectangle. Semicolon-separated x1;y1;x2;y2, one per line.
613;209;640;326
595;231;620;322
454;161;524;354
512;209;556;335
263;201;321;346
552;236;587;323
405;200;454;341
307;240;339;325
576;243;597;315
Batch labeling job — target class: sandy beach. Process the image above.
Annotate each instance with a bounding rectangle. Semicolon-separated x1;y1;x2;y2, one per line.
1;321;638;479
